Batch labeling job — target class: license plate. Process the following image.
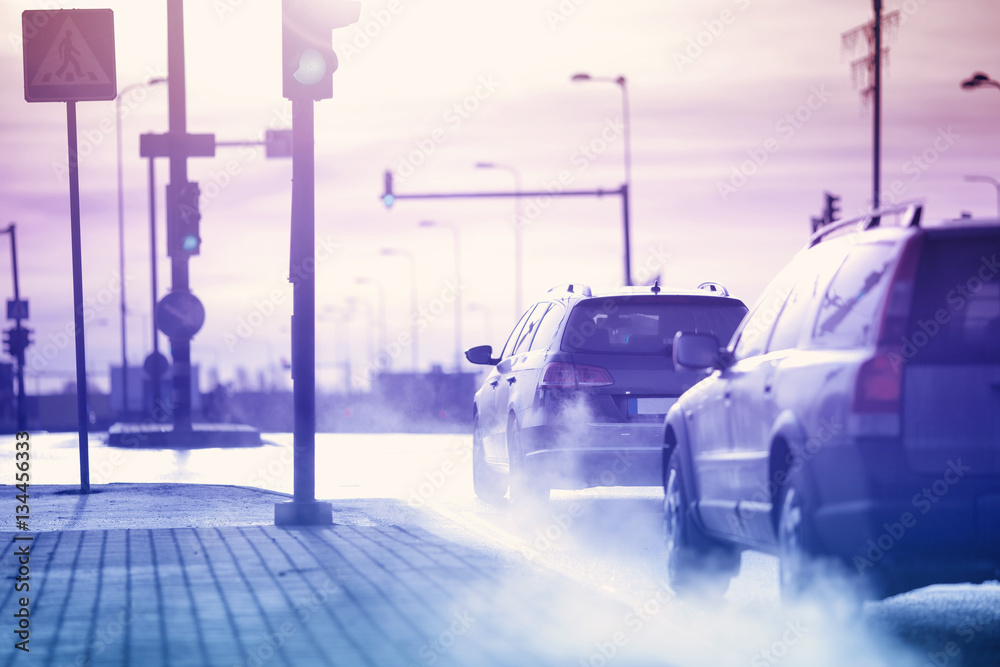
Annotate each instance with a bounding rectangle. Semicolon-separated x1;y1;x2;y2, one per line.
628;397;677;415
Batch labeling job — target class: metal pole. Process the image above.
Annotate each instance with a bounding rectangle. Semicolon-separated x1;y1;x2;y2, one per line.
67;101;90;494
376;281;387;368
409;256;418;372
619;76;633;286
512;178;523;316
291;96;316;505
872;0;882;209
5;224;26;431
621;183;631;286
167;0;192;431
148;157;161;411
453;228;462;372
115;89;129;419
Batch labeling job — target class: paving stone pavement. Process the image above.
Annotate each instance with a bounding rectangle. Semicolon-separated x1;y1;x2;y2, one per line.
0;516;632;666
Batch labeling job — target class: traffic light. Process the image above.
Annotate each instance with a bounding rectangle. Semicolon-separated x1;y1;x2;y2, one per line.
3;326;31;358
382;170;395;208
824;192;841;225
167;181;201;258
282;0;361;101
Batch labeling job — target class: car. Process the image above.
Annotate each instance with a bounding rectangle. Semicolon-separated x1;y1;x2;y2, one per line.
663;203;1000;599
464;281;748;506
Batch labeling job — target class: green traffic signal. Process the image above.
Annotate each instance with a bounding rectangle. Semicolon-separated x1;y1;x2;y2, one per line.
382;169;394;208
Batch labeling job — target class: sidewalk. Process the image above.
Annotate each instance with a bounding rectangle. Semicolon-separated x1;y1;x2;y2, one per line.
0;484;631;666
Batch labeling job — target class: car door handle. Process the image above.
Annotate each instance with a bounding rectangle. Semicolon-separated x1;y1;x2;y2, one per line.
507;377;516;385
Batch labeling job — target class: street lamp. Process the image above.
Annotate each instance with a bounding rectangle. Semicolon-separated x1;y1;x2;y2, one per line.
115;76;166;419
961;72;1000;93
418;220;462;372
380;247;419;372
346;296;375;389
354;276;388;371
571;72;633;286
964;175;1000;218
474;162;524;315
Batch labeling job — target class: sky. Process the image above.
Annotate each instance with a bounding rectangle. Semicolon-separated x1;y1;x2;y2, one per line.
1;0;999;395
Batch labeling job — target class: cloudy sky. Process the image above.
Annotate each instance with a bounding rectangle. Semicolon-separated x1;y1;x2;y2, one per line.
1;0;998;395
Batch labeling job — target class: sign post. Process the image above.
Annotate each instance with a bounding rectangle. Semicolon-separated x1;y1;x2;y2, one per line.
22;9;117;493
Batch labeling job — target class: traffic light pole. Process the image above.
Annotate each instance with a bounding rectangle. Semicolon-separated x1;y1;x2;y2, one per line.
274;96;332;526
166;0;193;431
2;224;27;431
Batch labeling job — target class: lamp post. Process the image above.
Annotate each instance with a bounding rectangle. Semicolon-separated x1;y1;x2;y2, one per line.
964;175;1000;218
380;247;419;372
962;72;1000;93
571;72;633;285
418;220;462;372
347;296;376;385
474;162;524;315
355;276;388;371
115;76;166;419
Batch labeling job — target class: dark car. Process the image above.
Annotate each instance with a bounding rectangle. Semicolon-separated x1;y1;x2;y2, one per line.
663;203;1000;599
465;282;748;506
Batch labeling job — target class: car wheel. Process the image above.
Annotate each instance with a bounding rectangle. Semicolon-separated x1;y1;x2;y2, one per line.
663;449;739;597
507;419;549;508
777;476;829;600
472;416;505;503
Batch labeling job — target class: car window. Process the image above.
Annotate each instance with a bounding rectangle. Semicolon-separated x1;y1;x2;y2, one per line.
905;232;1000;363
812;242;898;349
499;306;535;360
767;244;845;353
563;296;747;355
529;303;565;352
733;262;801;360
511;303;548;356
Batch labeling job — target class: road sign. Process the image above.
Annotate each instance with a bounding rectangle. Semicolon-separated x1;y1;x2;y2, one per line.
6;300;29;320
143;351;170;379
266;130;293;158
156;291;206;340
139;132;216;159
22;9;116;103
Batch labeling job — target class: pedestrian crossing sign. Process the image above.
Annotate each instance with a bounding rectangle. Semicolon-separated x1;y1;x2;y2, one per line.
22;9;116;103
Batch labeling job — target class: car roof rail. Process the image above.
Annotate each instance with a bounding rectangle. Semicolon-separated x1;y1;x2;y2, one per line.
696;281;730;296
807;201;923;247
547;283;592;297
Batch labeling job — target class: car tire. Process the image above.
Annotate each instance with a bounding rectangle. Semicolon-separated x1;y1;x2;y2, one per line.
507;419;549;508
663;449;740;597
777;474;823;600
472;416;506;503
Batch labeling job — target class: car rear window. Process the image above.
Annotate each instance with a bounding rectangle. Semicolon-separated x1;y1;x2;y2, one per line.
812;241;898;349
906;232;1000;363
562;296;747;355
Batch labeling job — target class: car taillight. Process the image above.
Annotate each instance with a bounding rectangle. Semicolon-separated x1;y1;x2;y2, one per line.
540;362;614;389
575;364;614;387
540;362;576;388
853;349;901;413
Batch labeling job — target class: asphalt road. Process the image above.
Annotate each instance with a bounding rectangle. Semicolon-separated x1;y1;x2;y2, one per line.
2;431;998;667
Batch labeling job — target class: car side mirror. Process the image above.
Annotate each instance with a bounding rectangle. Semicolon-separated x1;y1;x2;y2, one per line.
465;344;499;366
673;332;727;370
